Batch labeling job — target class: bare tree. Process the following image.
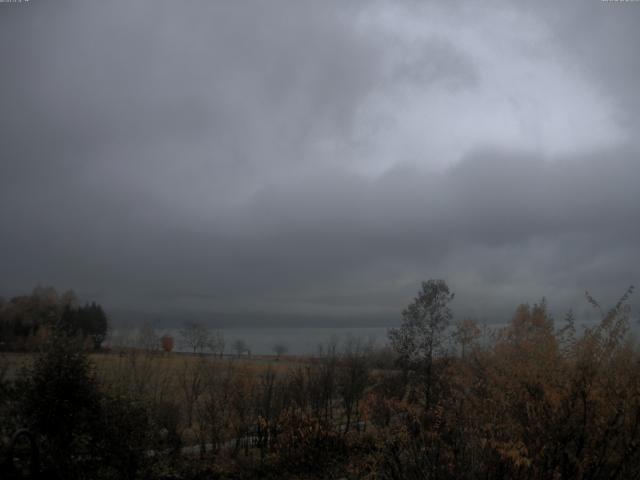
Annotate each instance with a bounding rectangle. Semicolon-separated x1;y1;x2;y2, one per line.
273;344;288;359
307;340;339;425
388;279;454;407
208;330;225;357
233;338;248;357
338;337;372;433
200;362;235;455
136;322;159;354
180;357;206;428
180;321;211;354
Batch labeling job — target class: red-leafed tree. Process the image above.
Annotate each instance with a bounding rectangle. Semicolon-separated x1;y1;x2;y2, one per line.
161;334;174;353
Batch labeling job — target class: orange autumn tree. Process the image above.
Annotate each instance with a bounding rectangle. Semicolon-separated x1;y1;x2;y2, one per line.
457;288;640;479
474;300;562;474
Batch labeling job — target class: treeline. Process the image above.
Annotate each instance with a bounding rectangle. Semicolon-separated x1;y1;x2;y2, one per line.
0;286;108;351
1;280;639;479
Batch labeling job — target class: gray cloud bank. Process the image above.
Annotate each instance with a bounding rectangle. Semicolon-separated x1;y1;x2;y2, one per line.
1;1;639;326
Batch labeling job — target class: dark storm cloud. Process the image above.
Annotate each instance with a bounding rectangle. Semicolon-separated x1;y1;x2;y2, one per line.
1;0;638;325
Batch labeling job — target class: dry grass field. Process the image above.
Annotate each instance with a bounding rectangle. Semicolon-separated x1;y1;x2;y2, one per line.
1;350;303;383
1;349;310;448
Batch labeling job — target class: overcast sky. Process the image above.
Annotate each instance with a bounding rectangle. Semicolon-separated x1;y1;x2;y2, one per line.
1;0;638;326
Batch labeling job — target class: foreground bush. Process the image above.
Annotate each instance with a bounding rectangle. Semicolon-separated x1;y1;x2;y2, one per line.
11;332;166;479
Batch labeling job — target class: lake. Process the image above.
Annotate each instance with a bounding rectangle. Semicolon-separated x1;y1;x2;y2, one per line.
108;326;391;355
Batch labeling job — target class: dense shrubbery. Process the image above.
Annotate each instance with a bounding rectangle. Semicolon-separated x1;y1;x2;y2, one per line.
1;332;156;479
1;280;639;479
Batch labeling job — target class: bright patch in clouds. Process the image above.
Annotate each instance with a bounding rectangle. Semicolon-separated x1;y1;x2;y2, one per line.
351;1;624;175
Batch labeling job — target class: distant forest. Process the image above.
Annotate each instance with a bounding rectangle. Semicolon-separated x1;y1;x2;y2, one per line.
0;286;108;351
1;280;639;479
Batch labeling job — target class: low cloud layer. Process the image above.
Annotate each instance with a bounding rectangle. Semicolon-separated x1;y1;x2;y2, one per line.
1;1;638;325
